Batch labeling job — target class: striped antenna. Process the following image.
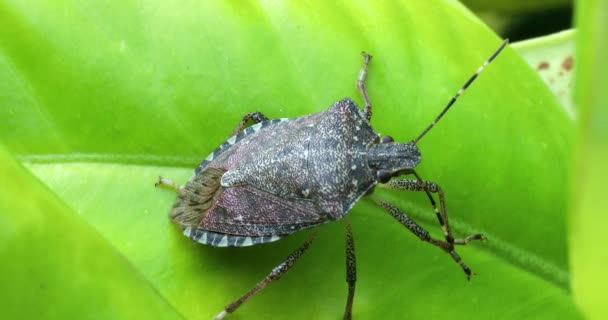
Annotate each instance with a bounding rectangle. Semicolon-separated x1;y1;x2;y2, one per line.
411;39;509;145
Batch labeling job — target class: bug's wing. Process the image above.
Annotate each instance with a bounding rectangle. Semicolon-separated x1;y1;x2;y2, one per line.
169;167;328;237
169;167;225;228
199;185;328;236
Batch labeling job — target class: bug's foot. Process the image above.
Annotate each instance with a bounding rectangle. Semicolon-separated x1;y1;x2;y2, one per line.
155;176;180;191
449;249;477;280
454;233;486;245
430;238;478;279
460;262;476;281
214;310;228;320
454;233;485;280
360;51;372;63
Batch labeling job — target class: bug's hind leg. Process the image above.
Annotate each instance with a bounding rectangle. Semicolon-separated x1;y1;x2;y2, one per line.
229;112;269;137
343;220;357;320
214;229;318;320
357;52;373;121
371;195;478;279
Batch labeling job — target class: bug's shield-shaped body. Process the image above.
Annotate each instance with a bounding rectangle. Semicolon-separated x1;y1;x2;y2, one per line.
170;98;380;246
160;42;508;319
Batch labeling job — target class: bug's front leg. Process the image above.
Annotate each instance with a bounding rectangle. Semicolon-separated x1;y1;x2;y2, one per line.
381;171;485;246
229;111;269;137
357;52;373;121
371;195;480;279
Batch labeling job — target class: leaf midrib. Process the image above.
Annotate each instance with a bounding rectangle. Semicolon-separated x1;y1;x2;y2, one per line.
19;156;571;293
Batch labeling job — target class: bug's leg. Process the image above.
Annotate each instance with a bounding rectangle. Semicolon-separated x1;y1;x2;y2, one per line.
357;52;373;121
371;195;477;279
343;220;357;320
381;175;485;246
214;229;318;320
229;111;269;137
155;176;181;192
382;169;484;245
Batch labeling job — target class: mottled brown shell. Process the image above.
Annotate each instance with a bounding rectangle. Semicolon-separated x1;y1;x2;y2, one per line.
170;98;384;247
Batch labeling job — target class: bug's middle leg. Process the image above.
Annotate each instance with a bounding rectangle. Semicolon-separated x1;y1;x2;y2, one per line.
214;229;318;320
229;111;269;137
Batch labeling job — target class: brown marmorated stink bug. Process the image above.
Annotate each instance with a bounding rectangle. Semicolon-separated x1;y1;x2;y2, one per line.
156;39;509;319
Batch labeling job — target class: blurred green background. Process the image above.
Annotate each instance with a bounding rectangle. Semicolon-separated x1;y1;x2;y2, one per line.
1;0;605;319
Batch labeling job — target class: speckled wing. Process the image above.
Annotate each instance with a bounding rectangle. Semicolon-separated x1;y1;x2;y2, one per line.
170;167;328;240
199;184;328;236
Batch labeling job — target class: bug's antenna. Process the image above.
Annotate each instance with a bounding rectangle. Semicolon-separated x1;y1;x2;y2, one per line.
411;39;509;145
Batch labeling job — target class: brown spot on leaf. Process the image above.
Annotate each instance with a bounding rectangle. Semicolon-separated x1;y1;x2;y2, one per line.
537;61;550;70
562;56;574;71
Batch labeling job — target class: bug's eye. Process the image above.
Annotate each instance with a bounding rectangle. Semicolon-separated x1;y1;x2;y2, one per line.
377;170;392;183
381;136;394;143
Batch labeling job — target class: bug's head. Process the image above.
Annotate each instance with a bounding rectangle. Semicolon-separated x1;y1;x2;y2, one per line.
368;135;421;183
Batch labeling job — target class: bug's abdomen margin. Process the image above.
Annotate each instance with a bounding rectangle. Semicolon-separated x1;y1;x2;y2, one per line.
169;167;226;228
169;167;285;247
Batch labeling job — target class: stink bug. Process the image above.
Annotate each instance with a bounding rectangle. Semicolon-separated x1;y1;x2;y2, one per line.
156;39;509;319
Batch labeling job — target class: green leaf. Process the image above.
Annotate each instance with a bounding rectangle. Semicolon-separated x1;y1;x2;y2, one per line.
513;30;576;118
1;1;581;319
571;0;608;319
462;0;570;13
0;145;183;320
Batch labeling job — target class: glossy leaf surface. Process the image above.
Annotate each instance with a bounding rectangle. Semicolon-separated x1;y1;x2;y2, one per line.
0;1;580;319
